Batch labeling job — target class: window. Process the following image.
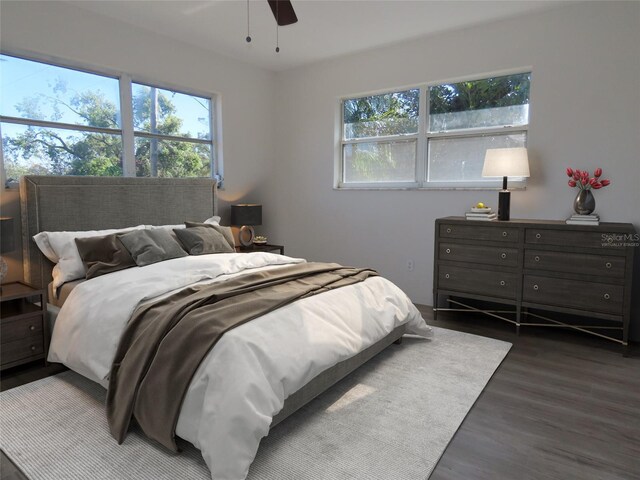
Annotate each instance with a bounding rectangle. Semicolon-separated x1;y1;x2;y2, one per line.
1;55;123;178
341;89;420;185
1;54;220;184
132;83;213;178
338;72;530;188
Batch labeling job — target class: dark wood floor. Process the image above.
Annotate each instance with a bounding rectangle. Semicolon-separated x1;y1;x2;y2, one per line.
422;306;640;480
1;307;638;480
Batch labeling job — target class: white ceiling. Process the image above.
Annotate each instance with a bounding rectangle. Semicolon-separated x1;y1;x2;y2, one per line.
70;0;570;71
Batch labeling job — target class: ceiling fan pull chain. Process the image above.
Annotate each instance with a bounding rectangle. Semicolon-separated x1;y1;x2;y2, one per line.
246;0;252;43
275;0;280;52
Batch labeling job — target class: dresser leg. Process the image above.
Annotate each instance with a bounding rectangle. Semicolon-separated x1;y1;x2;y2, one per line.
623;343;630;358
432;292;439;321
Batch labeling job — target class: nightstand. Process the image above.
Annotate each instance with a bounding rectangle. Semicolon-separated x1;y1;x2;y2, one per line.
235;243;285;255
1;282;47;370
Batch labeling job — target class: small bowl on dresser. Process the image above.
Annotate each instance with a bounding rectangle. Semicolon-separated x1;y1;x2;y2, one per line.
253;236;267;245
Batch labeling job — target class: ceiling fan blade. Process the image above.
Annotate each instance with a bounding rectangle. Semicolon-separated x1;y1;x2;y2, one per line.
267;0;298;26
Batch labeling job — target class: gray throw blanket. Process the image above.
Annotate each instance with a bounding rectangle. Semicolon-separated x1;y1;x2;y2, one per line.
106;262;378;451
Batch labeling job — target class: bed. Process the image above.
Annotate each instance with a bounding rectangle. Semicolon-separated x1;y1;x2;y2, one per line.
20;175;431;480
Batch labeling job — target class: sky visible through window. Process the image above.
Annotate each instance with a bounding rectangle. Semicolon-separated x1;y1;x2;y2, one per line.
1;55;215;179
0;55;209;138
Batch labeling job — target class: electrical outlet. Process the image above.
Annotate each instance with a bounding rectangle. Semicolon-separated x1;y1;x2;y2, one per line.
407;260;415;271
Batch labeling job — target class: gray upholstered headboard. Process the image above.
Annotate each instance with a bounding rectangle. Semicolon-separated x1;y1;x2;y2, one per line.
20;176;218;289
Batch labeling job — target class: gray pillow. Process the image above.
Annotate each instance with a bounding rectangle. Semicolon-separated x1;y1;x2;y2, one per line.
184;222;235;249
118;229;187;267
75;234;136;279
174;226;235;255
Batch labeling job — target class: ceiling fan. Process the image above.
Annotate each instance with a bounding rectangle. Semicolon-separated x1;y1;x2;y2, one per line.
246;0;298;52
267;0;298;26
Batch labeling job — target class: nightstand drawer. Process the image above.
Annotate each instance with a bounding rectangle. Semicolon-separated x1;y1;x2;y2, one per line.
440;224;519;243
440;243;519;267
523;275;624;315
1;335;44;365
439;266;518;300
525;229;607;248
524;250;626;278
1;316;43;343
1;281;47;370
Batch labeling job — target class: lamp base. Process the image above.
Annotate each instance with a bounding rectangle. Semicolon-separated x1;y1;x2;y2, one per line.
498;190;511;221
238;225;256;247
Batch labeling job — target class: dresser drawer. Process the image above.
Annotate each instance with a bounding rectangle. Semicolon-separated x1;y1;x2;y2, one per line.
439;266;518;300
440;224;519;243
525;250;626;278
523;275;624;315
1;335;44;365
525;229;608;248
440;243;519;267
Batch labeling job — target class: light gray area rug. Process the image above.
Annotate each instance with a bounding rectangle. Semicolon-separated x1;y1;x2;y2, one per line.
0;327;510;480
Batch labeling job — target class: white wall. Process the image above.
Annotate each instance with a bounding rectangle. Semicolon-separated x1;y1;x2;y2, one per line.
0;0;277;281
268;2;640;337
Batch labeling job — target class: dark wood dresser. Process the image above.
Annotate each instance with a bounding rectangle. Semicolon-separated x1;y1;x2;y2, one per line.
1;282;47;370
433;217;636;354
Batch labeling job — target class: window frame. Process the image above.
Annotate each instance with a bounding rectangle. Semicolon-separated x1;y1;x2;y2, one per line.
0;51;222;186
336;70;530;190
338;88;422;189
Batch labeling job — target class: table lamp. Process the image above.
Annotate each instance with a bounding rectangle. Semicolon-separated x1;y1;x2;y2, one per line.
482;148;530;221
230;204;262;247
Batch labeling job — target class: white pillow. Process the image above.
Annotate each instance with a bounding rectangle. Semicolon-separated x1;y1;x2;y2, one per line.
33;225;144;290
146;224;186;231
145;217;220;230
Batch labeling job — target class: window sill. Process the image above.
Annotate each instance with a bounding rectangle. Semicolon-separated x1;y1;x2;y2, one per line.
334;185;527;192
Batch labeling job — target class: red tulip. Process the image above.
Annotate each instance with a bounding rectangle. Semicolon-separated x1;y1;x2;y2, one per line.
592;183;602;189
576;169;581;175
582;171;589;178
589;178;597;185
568;180;576;187
600;179;611;186
581;178;588;185
594;168;602;178
573;172;580;180
566;167;574;177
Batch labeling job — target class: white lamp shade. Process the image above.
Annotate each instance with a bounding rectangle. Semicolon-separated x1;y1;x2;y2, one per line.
482;148;530;178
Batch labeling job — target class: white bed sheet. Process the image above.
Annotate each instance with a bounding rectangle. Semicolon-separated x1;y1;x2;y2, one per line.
48;252;431;480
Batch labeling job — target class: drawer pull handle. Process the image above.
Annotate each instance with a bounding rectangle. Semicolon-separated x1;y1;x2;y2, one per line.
445;273;450;279
535;233;541;239
502;231;508;237
30;345;36;352
534;256;540;262
604;293;610;300
501;253;507;259
445;248;451;254
29;325;36;331
533;284;539;291
446;228;452;234
500;280;506;286
605;262;612;269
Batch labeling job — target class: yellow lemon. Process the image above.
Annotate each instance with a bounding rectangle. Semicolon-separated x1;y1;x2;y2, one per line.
476;202;485;208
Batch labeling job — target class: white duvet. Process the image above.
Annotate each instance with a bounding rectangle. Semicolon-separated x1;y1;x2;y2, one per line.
49;252;431;480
